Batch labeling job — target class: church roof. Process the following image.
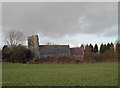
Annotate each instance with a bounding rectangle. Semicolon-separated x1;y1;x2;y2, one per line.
39;45;70;56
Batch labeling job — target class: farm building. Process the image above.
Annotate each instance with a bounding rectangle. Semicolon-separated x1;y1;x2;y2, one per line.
28;35;84;59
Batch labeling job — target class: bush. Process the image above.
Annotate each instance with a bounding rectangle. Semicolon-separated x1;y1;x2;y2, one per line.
36;56;84;64
2;45;32;63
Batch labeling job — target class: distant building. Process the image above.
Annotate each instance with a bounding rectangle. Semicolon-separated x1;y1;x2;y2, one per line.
28;35;84;59
70;47;84;59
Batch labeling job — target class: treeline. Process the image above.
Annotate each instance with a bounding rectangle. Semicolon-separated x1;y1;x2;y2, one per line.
84;42;119;62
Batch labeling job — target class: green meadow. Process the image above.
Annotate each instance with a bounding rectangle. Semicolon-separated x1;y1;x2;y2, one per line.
2;62;118;86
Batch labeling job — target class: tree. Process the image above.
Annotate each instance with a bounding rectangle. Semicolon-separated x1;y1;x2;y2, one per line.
93;44;98;53
100;42;116;61
84;44;93;62
106;43;111;50
100;44;107;54
100;43;104;53
89;44;94;52
110;42;114;51
2;44;32;63
103;44;107;52
3;30;32;63
6;30;25;46
12;45;32;63
80;44;84;50
2;45;11;59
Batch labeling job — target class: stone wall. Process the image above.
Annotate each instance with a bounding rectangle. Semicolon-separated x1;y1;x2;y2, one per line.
28;35;40;59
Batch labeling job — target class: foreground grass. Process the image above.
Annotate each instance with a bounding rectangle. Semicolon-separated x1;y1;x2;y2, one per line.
2;62;118;86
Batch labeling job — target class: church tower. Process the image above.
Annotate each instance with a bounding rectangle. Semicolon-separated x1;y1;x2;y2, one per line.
28;35;40;59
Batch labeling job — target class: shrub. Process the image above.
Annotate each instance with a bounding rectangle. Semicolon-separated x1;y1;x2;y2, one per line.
2;45;32;63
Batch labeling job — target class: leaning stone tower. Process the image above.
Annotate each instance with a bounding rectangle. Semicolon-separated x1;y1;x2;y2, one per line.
28;35;40;59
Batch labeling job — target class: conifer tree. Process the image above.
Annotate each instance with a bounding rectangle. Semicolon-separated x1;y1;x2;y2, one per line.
89;44;94;52
100;43;104;53
93;44;98;53
107;43;111;50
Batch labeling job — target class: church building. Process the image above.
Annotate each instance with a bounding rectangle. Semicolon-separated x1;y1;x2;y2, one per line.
28;35;84;59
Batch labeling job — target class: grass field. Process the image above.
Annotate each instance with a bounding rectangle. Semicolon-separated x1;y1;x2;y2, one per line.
2;62;118;86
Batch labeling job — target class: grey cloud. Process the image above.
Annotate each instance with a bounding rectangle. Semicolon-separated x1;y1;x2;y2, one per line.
103;26;118;37
2;2;118;38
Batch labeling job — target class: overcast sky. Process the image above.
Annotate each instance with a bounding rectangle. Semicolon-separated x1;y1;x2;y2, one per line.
1;2;118;48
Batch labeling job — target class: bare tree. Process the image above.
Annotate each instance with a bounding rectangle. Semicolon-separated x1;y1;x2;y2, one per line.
6;30;25;46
